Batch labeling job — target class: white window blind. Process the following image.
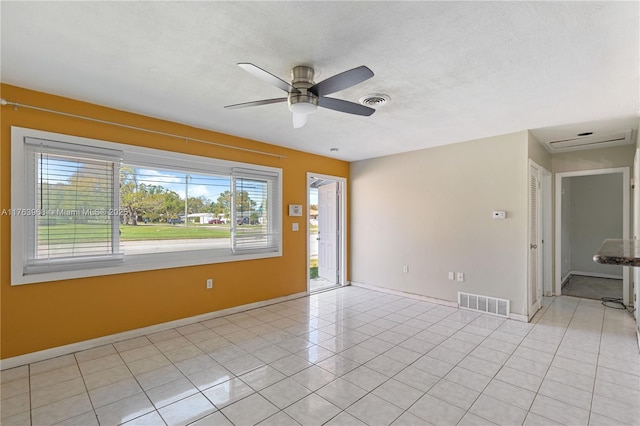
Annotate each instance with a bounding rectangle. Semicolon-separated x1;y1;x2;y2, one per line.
231;169;280;253
24;138;123;274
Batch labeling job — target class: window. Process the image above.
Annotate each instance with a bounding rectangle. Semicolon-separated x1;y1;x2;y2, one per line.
23;138;123;274
231;170;279;253
11;127;282;285
118;165;233;256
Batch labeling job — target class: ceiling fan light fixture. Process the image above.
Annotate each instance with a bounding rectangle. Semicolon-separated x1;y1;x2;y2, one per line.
288;93;318;115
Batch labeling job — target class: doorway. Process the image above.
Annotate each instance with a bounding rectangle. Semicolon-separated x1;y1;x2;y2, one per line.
307;173;346;293
555;167;630;304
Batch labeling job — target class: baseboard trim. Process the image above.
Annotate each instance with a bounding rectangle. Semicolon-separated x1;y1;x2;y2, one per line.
0;291;308;371
510;313;529;322
350;281;459;308
570;271;624;280
351;282;528;323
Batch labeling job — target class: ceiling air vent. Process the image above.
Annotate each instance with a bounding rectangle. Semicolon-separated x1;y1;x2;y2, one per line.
545;130;634;153
359;94;389;108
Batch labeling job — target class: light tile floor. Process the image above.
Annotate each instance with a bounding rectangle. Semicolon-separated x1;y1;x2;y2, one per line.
1;287;639;426
309;278;339;293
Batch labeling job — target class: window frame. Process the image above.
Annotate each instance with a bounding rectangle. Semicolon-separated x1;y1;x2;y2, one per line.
11;127;283;286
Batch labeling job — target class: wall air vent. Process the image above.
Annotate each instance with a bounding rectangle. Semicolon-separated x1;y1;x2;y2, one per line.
458;292;510;318
544;130;634;153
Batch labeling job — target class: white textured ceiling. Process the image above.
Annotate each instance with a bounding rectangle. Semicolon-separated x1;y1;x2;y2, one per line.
1;1;638;161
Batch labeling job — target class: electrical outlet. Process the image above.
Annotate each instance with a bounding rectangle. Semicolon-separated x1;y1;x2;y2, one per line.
492;211;506;219
448;272;455;280
206;279;213;289
403;265;409;274
456;272;464;282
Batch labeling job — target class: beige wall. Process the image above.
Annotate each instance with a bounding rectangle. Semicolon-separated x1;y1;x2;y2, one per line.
350;131;529;315
552;144;635;173
528;131;551;171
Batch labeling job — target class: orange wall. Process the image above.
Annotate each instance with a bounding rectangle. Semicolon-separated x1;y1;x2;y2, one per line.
0;84;349;359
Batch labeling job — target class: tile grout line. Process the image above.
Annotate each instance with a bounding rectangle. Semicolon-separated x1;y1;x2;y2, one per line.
587;298;606;426
72;351;101;426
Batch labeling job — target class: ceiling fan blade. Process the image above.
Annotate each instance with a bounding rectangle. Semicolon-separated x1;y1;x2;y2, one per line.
224;98;287;109
318;97;375;116
309;65;374;97
238;63;300;94
292;113;308;128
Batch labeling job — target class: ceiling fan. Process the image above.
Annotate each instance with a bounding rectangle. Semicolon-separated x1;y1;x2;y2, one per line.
224;63;376;128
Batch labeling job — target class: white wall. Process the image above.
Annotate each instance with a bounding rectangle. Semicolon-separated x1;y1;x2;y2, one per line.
569;174;623;277
350;131;529;315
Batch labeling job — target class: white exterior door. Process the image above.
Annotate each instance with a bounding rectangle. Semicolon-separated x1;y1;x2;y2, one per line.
318;182;338;282
528;161;542;318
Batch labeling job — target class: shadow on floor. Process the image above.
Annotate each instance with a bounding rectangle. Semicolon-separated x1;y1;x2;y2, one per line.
561;275;622;300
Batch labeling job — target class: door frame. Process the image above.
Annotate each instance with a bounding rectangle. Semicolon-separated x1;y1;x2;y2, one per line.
307;172;347;293
541;167;553;297
633;149;639;329
554;167;630;304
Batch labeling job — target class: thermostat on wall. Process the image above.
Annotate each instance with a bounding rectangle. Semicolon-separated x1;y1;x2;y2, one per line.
289;204;303;216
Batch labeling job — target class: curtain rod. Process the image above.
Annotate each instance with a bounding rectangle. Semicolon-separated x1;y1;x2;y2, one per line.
0;98;287;159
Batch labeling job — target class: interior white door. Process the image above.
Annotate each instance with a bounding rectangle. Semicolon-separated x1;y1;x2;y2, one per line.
318;182;338;282
528;162;542;318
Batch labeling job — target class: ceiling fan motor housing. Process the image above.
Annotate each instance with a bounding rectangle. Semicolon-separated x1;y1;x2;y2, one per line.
291;65;315;87
288;66;318;114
